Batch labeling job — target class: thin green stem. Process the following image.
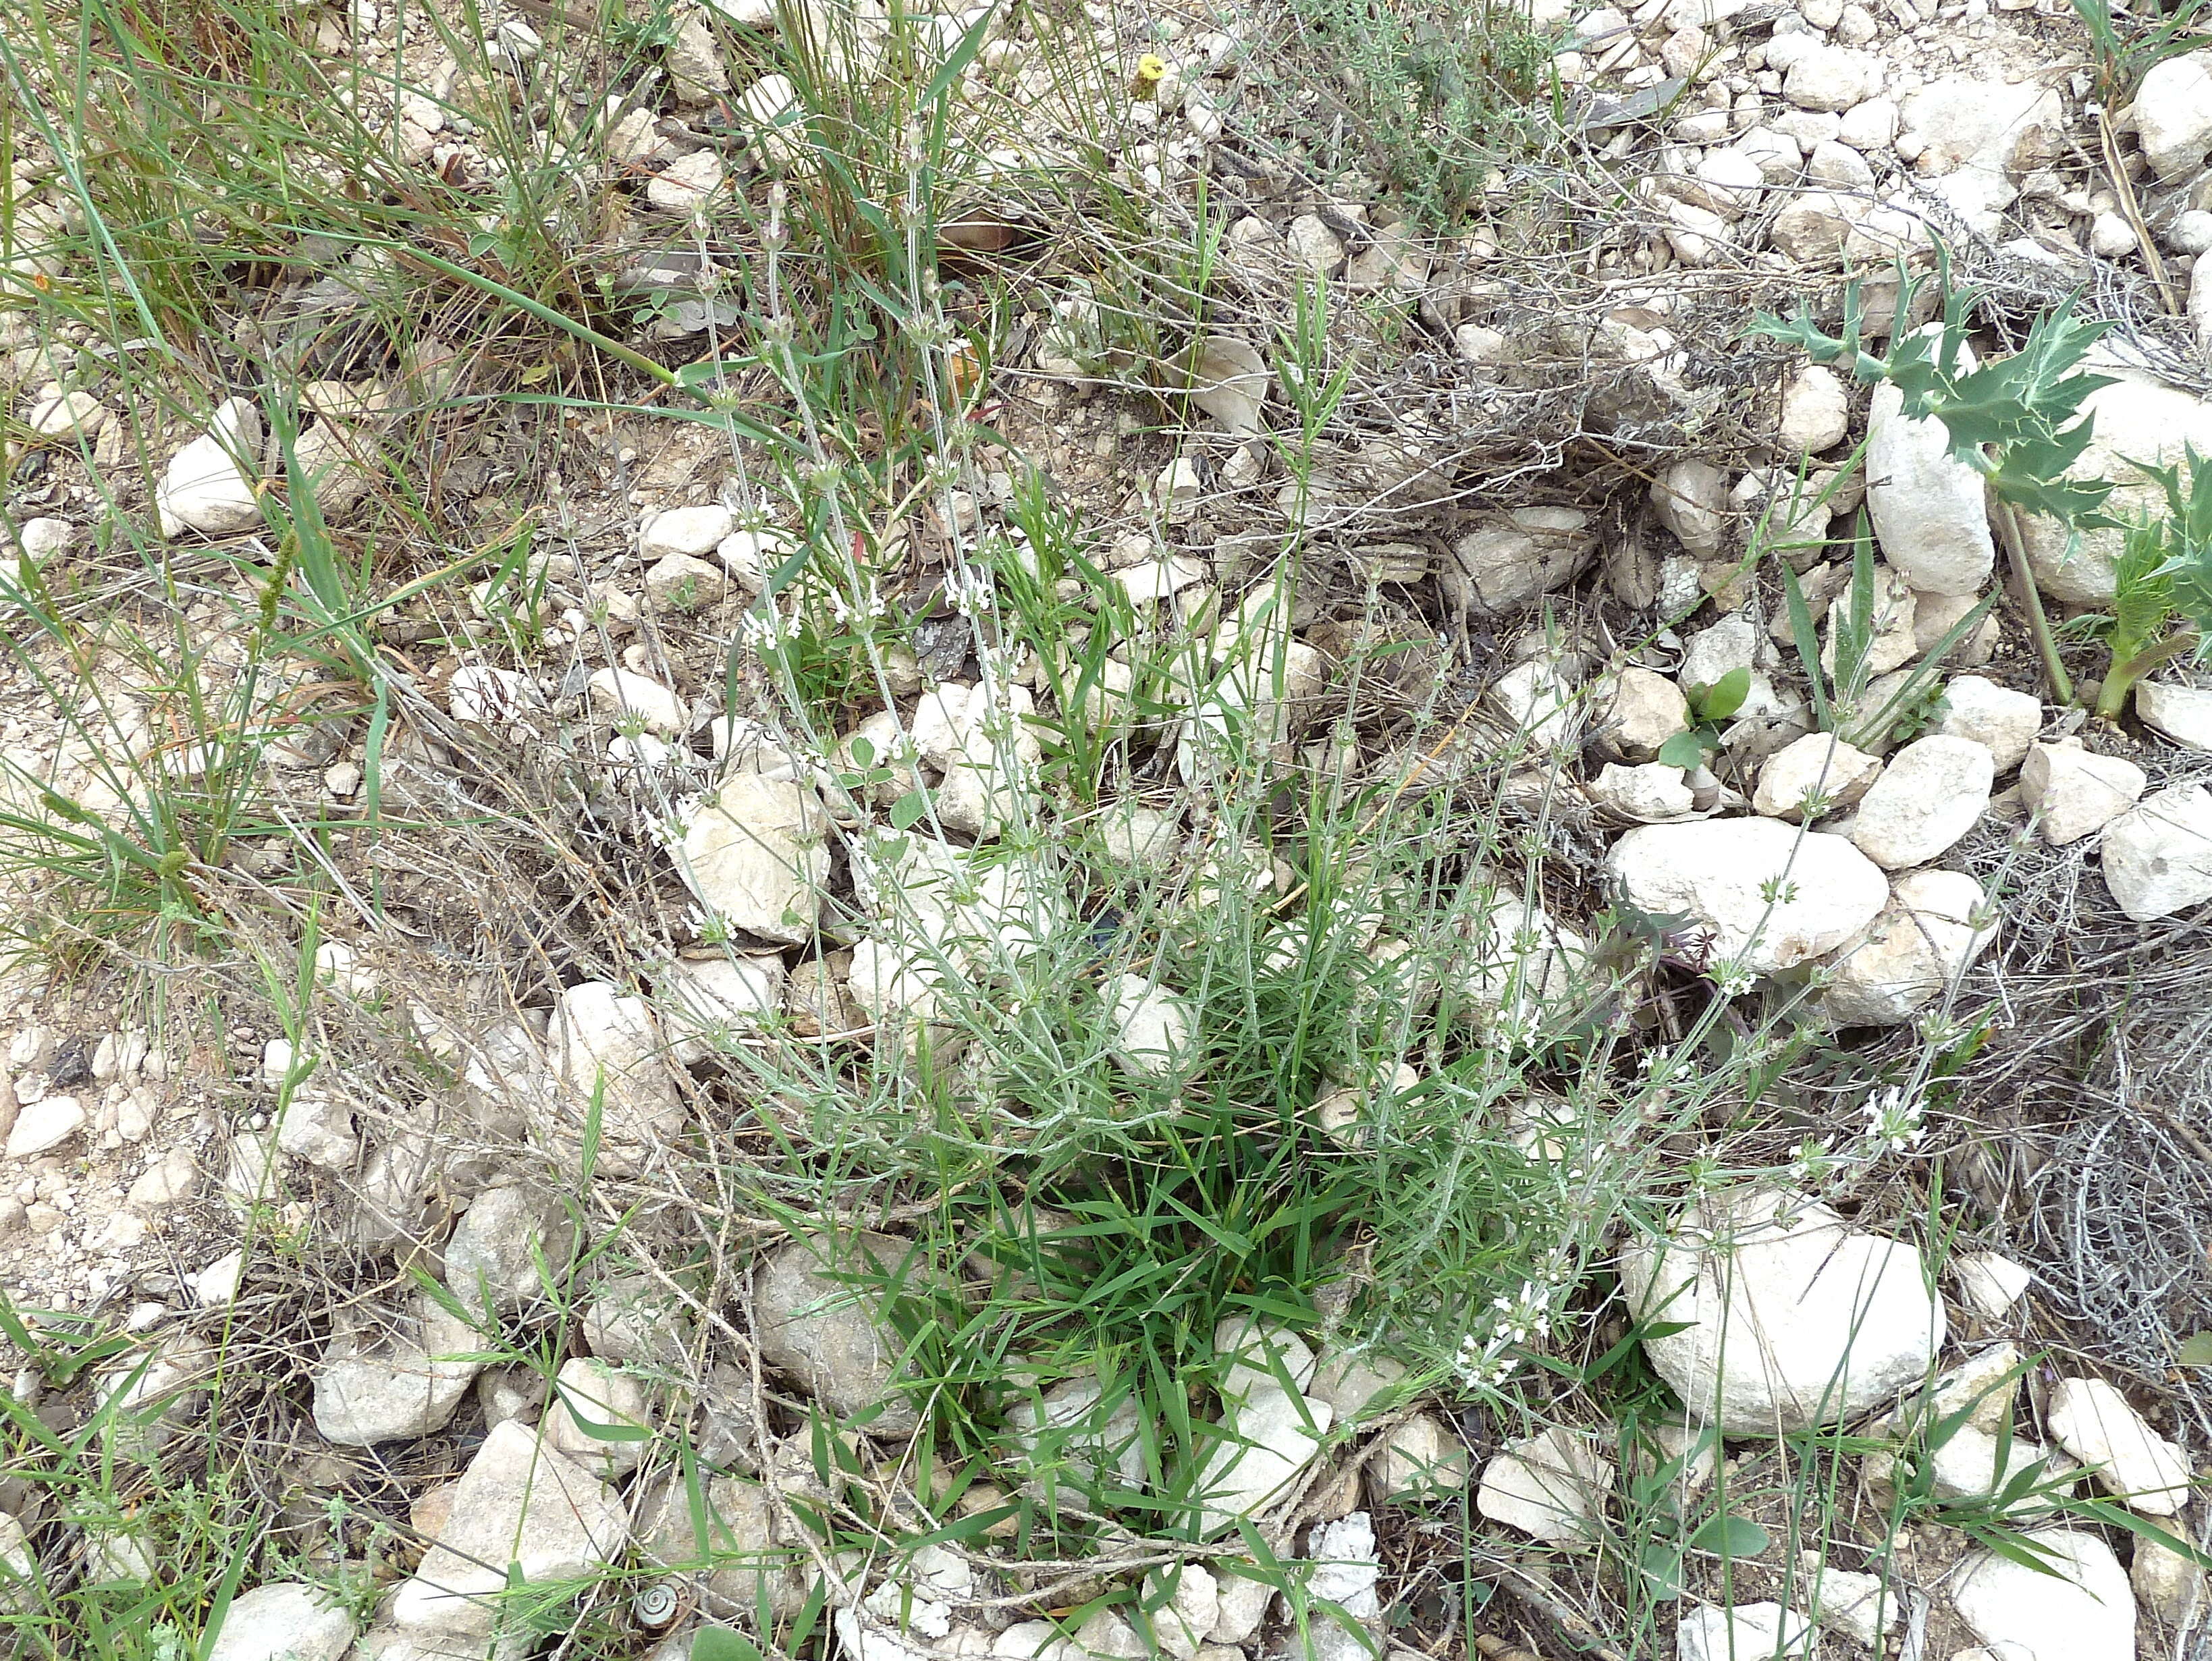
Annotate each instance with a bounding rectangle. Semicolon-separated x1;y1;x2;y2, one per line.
1995;500;2074;707
379;242;690;396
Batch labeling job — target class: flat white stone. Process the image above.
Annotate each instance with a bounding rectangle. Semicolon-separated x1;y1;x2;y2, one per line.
1953;1252;2032;1319
1934;676;2041;771
1949;1531;2136;1661
1675;1603;1814;1661
1107;973;1195;1078
1622;1188;1944;1434
1476;1427;1613;1542
2046;1376;2192;1513
1850;735;1993;869
207;1584;358;1661
678;775;832;944
390;1420;628;1635
2136;679;2212;751
1606;818;1888;974
1191;1385;1333;1537
2100;784;2212;921
640;503;735;557
2019;740;2145;846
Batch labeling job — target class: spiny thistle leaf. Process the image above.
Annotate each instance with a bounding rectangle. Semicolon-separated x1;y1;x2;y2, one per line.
2142;447;2212;634
1749;273;2121;530
1989;429;2120;528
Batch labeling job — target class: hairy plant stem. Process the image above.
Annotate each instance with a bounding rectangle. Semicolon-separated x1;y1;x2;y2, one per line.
2095;630;2196;721
1995;499;2074;707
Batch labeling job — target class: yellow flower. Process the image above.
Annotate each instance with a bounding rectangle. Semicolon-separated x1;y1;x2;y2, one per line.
1128;53;1168;99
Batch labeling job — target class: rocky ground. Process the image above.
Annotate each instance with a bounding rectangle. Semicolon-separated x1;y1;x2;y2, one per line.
0;0;2210;1654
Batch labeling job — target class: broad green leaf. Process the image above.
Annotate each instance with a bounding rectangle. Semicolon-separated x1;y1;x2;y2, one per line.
2178;1332;2212;1367
1638;1542;1685;1600
692;1628;765;1661
1656;731;1706;771
1688;1512;1770;1558
1701;665;1752;721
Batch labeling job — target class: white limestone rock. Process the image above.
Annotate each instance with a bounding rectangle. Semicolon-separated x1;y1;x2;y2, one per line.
2101;784;2212;920
554;980;683;1170
1680;616;1759;694
156;398;264;537
2132;1537;2207;1629
2045;1376;2193;1513
646;148;724;211
1821;560;1918;677
391;1419;629;1637
1913;591;2000;665
313;1292;485;1446
1214;1315;1320;1403
5;1095;84;1159
443;1183;577;1318
1476;1427;1613;1543
1753;733;1882;821
1447;506;1598;613
1866;373;1993;597
1770;191;1868;263
1208;1575;1274;1645
1191;1384;1334;1537
641;503;736;558
678;775;832;944
1949;1531;2136;1661
1820;867;1996;1027
1606;817;1888;973
2135;679;2212;751
1006;1371;1146;1493
1450;892;1588;1039
657;953;786;1064
587;668;686;736
1953;1252;2032;1319
2018;366;2212;603
1783;44;1879;111
2018;740;2146;846
1849;734;1993;869
915;680;1043;838
1372;1412;1469;1498
544;1355;656;1478
1800;1557;1895;1648
1778;365;1850;453
1652;458;1729;557
207;1584;359;1661
1107;973;1195;1077
449;666;547;737
1145;1563;1220;1661
1621;1188;1945;1434
2136;51;2212;181
1675;1604;1814;1661
1934;675;2041;771
1590;762;1698;822
1491;659;1577;748
1595;666;1692;763
1898;77;2063;178
754;1231;927;1439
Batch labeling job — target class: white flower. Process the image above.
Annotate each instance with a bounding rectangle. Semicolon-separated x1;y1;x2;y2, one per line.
1863;1085;1926;1153
948;565;995;620
738;607;785;654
